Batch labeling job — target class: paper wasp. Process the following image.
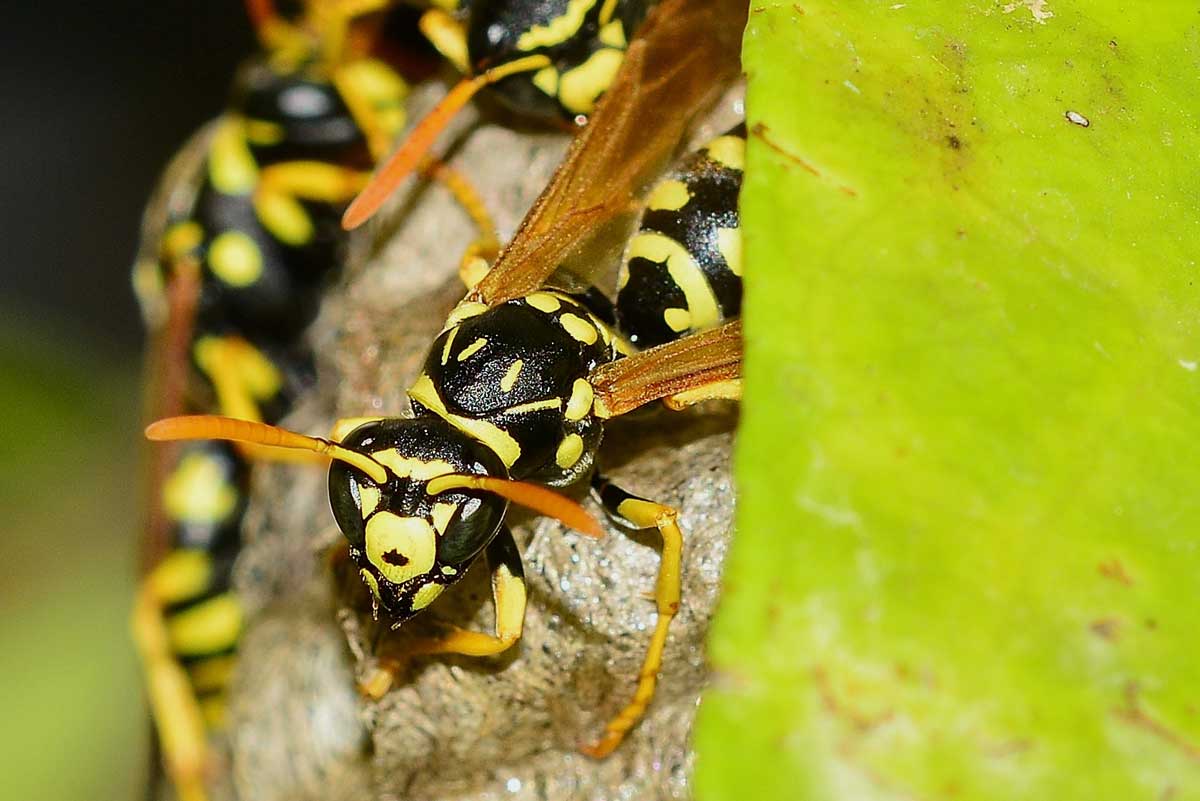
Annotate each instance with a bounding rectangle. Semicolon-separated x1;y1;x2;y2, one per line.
341;0;659;230
129;3;501;800
145;0;747;767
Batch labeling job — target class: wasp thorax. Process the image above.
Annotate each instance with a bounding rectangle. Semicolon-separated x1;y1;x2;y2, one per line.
230;57;374;169
328;417;509;621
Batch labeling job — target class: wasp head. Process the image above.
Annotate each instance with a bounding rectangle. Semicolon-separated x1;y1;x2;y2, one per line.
328;417;509;622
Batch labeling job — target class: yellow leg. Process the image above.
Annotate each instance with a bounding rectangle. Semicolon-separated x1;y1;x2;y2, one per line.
193;336;323;465
312;0;394;67
418;8;470;74
331;60;409;163
663;377;742;410
254;161;370;246
417;158;500;288
132;585;212;801
359;527;527;698
581;476;684;758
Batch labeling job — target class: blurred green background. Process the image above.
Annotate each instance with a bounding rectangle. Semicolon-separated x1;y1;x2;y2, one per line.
0;4;253;798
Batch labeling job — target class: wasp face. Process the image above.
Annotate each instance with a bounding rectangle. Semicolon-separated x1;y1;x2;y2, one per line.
328;418;509;622
231;58;371;168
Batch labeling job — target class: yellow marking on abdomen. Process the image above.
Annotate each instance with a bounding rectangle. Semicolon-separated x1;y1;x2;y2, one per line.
457;337;488;361
244;119;284;145
564;378;594;421
516;0;598;50
705;135;746;171
365;513;437;585
209;117;257;194
163;452;237;525
208;231;264;288
163;221;203;261
501;359;524;392
558;47;624;115
409;374;522;467
199;695;228;729
646;179;690;211
717;227;742;277
188;654;237;693
627;232;720;331
148;549;214;605
559;313;598;344
555;434;584;469
167;594;243;656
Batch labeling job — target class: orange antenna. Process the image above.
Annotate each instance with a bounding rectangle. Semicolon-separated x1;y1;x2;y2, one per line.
342;53;552;229
146;415;390;484
425;474;604;539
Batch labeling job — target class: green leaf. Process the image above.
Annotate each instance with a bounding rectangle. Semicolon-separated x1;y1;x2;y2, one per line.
698;2;1200;799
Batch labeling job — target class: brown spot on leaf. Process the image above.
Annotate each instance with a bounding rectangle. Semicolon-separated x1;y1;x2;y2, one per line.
1116;682;1200;762
1098;558;1133;585
750;122;859;196
1090;618;1121;641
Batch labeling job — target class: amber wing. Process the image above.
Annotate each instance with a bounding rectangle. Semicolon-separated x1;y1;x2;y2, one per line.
472;0;748;306
589;320;742;418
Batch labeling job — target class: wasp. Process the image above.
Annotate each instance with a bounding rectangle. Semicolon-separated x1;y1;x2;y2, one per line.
341;0;657;229
146;0;747;764
128;3;505;799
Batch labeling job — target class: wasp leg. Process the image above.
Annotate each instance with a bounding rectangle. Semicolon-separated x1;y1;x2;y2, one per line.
360;526;527;698
255;161;370;250
312;0;396;74
663;377;742;410
581;474;685;758
190;336;321;465
418;7;470;73
417;158;501;288
132;554;222;801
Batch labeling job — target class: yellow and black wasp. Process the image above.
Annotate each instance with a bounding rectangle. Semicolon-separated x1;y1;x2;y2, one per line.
146;0;747;763
128;2;504;799
341;0;657;229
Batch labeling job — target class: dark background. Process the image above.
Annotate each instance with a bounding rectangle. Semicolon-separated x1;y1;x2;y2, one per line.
2;1;255;350
0;4;258;799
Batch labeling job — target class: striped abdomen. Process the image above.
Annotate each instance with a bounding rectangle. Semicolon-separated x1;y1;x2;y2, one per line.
615;125;744;349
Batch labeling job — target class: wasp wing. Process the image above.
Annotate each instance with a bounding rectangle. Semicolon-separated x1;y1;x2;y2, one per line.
589;320;742;419
471;0;748;306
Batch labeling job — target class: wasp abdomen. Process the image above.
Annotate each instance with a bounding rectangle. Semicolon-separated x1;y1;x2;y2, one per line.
616;125;745;349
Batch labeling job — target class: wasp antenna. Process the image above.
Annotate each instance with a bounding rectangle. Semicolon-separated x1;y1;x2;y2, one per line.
342;53;552;230
146;415;390;484
426;474;604;539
